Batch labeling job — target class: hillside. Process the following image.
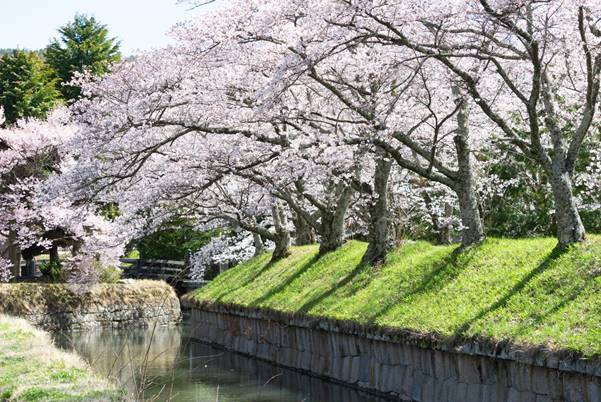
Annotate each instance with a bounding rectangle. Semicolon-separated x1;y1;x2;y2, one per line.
190;236;601;357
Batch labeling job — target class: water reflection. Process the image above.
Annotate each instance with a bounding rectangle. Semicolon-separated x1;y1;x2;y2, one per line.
53;324;396;402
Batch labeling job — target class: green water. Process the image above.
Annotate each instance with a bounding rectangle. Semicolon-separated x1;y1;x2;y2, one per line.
53;323;394;402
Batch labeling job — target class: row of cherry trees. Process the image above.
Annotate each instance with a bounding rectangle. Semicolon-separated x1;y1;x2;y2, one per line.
3;0;601;281
69;0;601;265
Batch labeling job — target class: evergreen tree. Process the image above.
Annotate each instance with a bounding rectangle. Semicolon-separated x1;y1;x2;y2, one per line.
0;50;60;126
45;14;121;101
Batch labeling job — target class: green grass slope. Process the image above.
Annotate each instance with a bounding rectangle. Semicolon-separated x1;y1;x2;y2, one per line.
0;315;125;401
191;236;601;358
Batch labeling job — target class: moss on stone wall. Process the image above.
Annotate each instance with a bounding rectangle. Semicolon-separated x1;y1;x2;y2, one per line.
0;280;181;330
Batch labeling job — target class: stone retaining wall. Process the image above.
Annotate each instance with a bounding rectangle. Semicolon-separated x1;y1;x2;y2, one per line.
185;303;601;402
0;280;181;330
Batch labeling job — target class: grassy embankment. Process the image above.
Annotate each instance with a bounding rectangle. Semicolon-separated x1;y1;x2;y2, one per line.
190;236;601;358
0;315;125;401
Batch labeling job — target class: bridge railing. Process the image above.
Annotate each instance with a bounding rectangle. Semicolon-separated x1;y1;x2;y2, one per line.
13;256;209;291
119;257;209;291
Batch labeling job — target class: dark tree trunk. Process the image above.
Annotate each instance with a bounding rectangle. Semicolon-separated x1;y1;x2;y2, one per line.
362;157;393;265
271;203;291;262
453;87;485;248
292;213;316;246
550;171;586;247
318;184;354;255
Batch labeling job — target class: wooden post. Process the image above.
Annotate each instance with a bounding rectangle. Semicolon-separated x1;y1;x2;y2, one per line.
24;259;36;279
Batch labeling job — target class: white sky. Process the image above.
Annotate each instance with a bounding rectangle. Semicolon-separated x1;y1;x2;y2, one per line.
0;0;222;55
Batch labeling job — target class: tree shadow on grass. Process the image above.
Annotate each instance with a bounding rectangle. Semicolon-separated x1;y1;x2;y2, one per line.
297;260;372;314
294;243;475;318
213;255;279;302
249;254;321;307
453;246;569;339
365;246;476;325
511;282;587;339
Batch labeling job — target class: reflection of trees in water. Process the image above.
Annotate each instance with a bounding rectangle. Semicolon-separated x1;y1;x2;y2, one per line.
55;324;183;396
55;327;394;402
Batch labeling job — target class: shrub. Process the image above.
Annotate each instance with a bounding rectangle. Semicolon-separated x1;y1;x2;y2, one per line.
98;265;122;283
38;261;62;283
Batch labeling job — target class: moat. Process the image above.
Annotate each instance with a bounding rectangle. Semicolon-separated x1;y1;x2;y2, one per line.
52;320;392;402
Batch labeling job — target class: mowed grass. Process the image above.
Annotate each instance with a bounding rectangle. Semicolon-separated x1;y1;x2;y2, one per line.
0;315;125;401
192;236;601;357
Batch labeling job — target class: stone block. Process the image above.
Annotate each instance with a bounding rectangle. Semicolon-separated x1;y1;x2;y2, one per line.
412;369;424;401
479;383;497;402
480;359;500;385
432;350;447;380
457;356;482;384
465;383;483;402
509;363;533;392
531;366;550;395
563;375;586;402
586;379;601;402
440;377;458;402
339;355;351;381
454;382;469;402
347;356;360;384
420;374;436;402
507;388;535;402
398;366;413;401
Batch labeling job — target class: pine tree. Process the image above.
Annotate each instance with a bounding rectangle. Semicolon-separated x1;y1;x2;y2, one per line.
45;14;121;101
0;50;60;126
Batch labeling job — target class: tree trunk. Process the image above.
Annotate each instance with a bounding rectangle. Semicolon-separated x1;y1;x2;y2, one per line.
550;171;586;246
453;87;485;248
292;212;316;245
318;183;354;255
362;157;393;265
454;178;484;248
249;217;265;256
271;203;291;262
252;232;265;256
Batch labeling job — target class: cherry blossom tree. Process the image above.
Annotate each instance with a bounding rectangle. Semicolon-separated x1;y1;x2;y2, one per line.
67;22;365;258
343;0;601;246
208;0;488;257
0;109;125;282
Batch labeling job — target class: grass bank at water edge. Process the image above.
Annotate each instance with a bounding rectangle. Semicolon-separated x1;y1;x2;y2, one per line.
190;236;601;358
0;315;125;401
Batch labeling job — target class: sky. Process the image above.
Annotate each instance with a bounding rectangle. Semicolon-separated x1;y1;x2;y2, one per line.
0;0;222;55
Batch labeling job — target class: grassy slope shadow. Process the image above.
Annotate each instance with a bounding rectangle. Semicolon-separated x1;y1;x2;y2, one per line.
453;246;569;339
297;259;370;314
250;254;320;307
365;246;475;325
